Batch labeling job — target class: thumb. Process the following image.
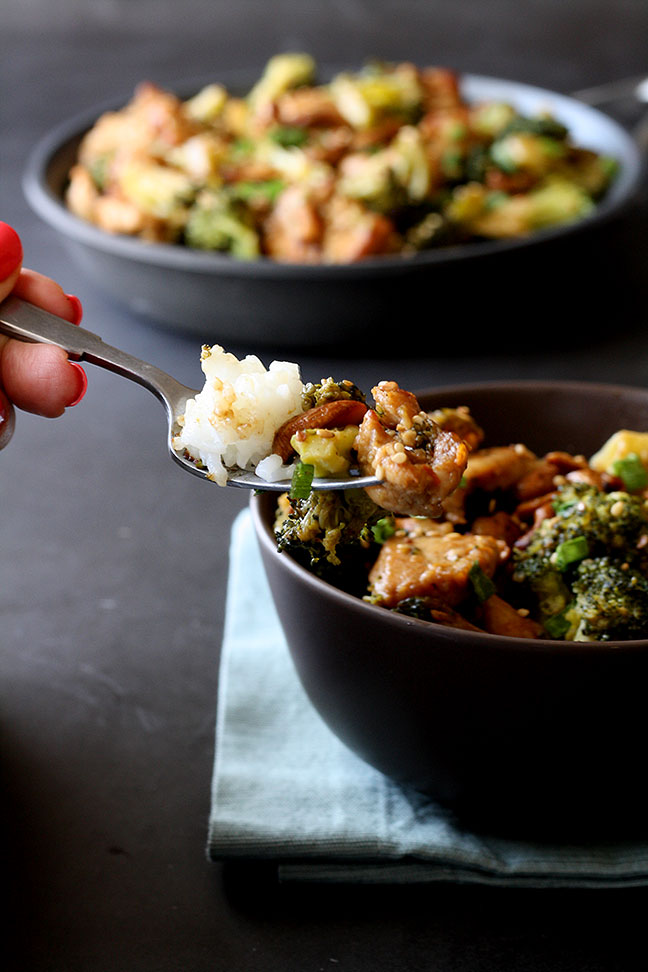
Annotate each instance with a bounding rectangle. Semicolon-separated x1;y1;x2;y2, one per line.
0;222;24;302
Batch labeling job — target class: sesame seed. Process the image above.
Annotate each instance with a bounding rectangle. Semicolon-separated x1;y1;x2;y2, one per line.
611;500;625;517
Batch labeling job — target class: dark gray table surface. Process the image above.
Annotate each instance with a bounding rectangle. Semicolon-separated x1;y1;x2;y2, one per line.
3;2;648;969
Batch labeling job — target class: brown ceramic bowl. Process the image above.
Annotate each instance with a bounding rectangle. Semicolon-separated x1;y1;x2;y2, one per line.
250;380;648;838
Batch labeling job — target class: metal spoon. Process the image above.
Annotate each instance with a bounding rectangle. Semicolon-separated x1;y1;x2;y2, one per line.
0;296;380;491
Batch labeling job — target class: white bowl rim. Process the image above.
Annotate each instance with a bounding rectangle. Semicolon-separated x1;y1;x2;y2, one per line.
23;69;645;280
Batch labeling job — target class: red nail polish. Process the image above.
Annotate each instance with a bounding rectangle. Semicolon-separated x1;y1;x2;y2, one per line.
0;389;16;450
0;222;23;280
65;293;83;325
67;362;88;407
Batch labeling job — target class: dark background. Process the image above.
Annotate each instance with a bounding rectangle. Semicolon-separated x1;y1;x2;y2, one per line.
2;2;648;969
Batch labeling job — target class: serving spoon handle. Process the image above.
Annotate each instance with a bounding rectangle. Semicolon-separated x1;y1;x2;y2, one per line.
0;296;380;491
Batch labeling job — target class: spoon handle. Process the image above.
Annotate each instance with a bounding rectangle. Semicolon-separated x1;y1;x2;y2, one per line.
0;295;194;416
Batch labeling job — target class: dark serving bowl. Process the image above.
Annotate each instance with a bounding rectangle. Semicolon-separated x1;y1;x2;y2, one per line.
24;73;643;350
251;380;648;838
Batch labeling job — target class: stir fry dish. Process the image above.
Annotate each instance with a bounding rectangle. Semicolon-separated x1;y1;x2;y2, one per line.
65;53;618;263
172;343;648;642
273;392;648;643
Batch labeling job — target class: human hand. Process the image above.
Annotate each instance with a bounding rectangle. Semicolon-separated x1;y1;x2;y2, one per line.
0;222;87;449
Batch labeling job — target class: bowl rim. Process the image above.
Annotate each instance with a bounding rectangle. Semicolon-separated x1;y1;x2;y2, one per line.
23;69;644;280
250;378;648;655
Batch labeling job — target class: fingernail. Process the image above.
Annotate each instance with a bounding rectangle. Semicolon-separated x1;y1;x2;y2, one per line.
67;362;88;407
65;293;83;325
0;222;23;280
0;389;16;450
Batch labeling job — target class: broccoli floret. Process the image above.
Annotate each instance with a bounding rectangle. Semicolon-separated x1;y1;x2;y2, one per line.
490;133;567;177
301;377;366;411
184;191;260;258
392;596;436;620
274;489;391;594
499;113;569;141
565;557;648;641
338;126;431;211
512;483;648;639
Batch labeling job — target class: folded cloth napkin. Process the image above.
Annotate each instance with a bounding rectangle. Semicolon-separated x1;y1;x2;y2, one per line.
208;510;648;887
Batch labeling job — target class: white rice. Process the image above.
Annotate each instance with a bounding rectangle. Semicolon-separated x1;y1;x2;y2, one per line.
172;344;304;486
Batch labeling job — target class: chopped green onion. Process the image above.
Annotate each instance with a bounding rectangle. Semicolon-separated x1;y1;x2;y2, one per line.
552;497;577;515
483;190;509;211
372;516;396;545
231;137;254;157
554;535;589;570
469;563;496;603
544;607;572;639
269;125;309;147
612;453;648;491
231;179;285;203
289;461;314;499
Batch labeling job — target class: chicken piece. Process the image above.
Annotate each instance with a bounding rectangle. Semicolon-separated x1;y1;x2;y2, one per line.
92;194;149;235
418;67;463;112
428;605;485;632
471;510;523;547
514;491;557;524
321;195;395;263
275;87;345;127
427;406;484;452
65;165;100;222
303;127;354;165
462;444;538;494
479;595;544;639
79;83;197;167
348;117;404;151
514;451;589;502
565;467;619;490
369;528;507;608
263;185;324;262
440;484;470;525
394;516;456;539
356;381;469;518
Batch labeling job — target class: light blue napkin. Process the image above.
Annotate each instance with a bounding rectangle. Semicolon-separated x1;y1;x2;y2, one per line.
208;510;648;886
